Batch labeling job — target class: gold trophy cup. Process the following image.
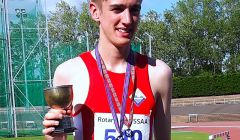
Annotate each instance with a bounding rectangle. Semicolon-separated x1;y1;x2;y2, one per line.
44;85;76;133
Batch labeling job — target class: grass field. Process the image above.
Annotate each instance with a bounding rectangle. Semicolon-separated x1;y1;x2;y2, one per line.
172;131;213;140
0;131;221;140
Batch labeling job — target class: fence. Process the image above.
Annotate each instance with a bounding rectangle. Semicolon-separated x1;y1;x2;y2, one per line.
172;113;240;123
172;95;240;107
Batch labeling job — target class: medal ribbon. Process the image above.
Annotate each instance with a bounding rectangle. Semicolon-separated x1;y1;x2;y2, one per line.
95;45;135;135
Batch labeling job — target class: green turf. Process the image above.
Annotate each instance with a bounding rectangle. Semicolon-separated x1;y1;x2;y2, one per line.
172;131;221;140
0;136;44;140
172;131;208;140
0;130;42;137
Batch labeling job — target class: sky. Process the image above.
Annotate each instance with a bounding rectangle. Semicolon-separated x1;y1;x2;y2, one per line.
44;0;179;15
141;0;179;15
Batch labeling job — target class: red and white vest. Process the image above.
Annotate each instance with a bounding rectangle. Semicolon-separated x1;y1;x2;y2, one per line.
72;52;156;140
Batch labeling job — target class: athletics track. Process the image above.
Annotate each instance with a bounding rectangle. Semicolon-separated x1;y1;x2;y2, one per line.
172;121;240;140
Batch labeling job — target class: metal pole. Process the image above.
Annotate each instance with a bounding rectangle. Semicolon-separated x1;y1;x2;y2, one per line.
16;9;29;109
1;0;8;94
85;31;89;51
44;0;52;86
135;36;142;54
4;0;17;137
149;36;152;57
144;32;153;57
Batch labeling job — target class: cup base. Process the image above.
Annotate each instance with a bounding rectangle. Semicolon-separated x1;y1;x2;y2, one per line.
53;115;76;134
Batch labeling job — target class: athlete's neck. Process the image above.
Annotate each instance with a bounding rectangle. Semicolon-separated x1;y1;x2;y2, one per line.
96;41;131;73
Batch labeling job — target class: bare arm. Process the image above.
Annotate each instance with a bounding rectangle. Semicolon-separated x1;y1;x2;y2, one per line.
42;63;71;140
149;59;172;140
42;57;88;140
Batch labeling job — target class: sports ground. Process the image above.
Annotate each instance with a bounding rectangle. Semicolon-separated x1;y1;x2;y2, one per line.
172;121;240;140
171;94;240;140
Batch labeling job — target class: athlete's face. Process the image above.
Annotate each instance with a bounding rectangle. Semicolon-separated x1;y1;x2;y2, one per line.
91;0;142;47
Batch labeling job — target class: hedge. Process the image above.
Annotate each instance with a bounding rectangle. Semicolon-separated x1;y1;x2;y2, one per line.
172;73;240;98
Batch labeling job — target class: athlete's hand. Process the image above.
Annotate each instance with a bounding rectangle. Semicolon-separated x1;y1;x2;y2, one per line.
42;106;72;139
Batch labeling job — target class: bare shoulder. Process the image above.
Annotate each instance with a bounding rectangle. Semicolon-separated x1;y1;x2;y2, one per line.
148;58;172;97
148;58;172;82
149;58;172;140
53;57;87;86
53;55;91;109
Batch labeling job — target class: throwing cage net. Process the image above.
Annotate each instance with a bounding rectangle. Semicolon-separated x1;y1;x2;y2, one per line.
0;0;87;137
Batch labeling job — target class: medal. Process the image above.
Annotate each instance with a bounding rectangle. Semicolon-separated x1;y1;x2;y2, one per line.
116;135;124;140
95;45;136;138
125;128;133;137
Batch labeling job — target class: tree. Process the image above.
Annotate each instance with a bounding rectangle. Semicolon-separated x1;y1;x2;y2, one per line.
48;1;79;43
48;1;99;49
170;0;203;75
221;0;240;73
164;0;227;76
138;10;171;59
78;2;99;50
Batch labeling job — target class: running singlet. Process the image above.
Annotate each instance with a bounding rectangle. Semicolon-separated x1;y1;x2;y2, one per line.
73;52;156;140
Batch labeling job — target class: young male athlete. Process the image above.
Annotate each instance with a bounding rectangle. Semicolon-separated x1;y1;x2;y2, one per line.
42;0;172;139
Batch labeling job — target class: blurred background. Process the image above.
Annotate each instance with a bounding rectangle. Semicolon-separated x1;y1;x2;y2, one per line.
0;0;240;139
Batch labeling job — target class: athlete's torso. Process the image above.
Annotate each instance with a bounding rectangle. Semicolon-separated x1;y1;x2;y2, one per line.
73;52;156;140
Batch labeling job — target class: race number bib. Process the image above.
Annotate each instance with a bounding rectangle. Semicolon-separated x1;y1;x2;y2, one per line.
94;113;150;140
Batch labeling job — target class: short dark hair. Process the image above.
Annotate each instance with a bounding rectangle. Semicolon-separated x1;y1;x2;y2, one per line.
91;0;142;9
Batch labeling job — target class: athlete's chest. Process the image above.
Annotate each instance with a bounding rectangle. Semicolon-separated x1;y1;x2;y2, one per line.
85;70;155;114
